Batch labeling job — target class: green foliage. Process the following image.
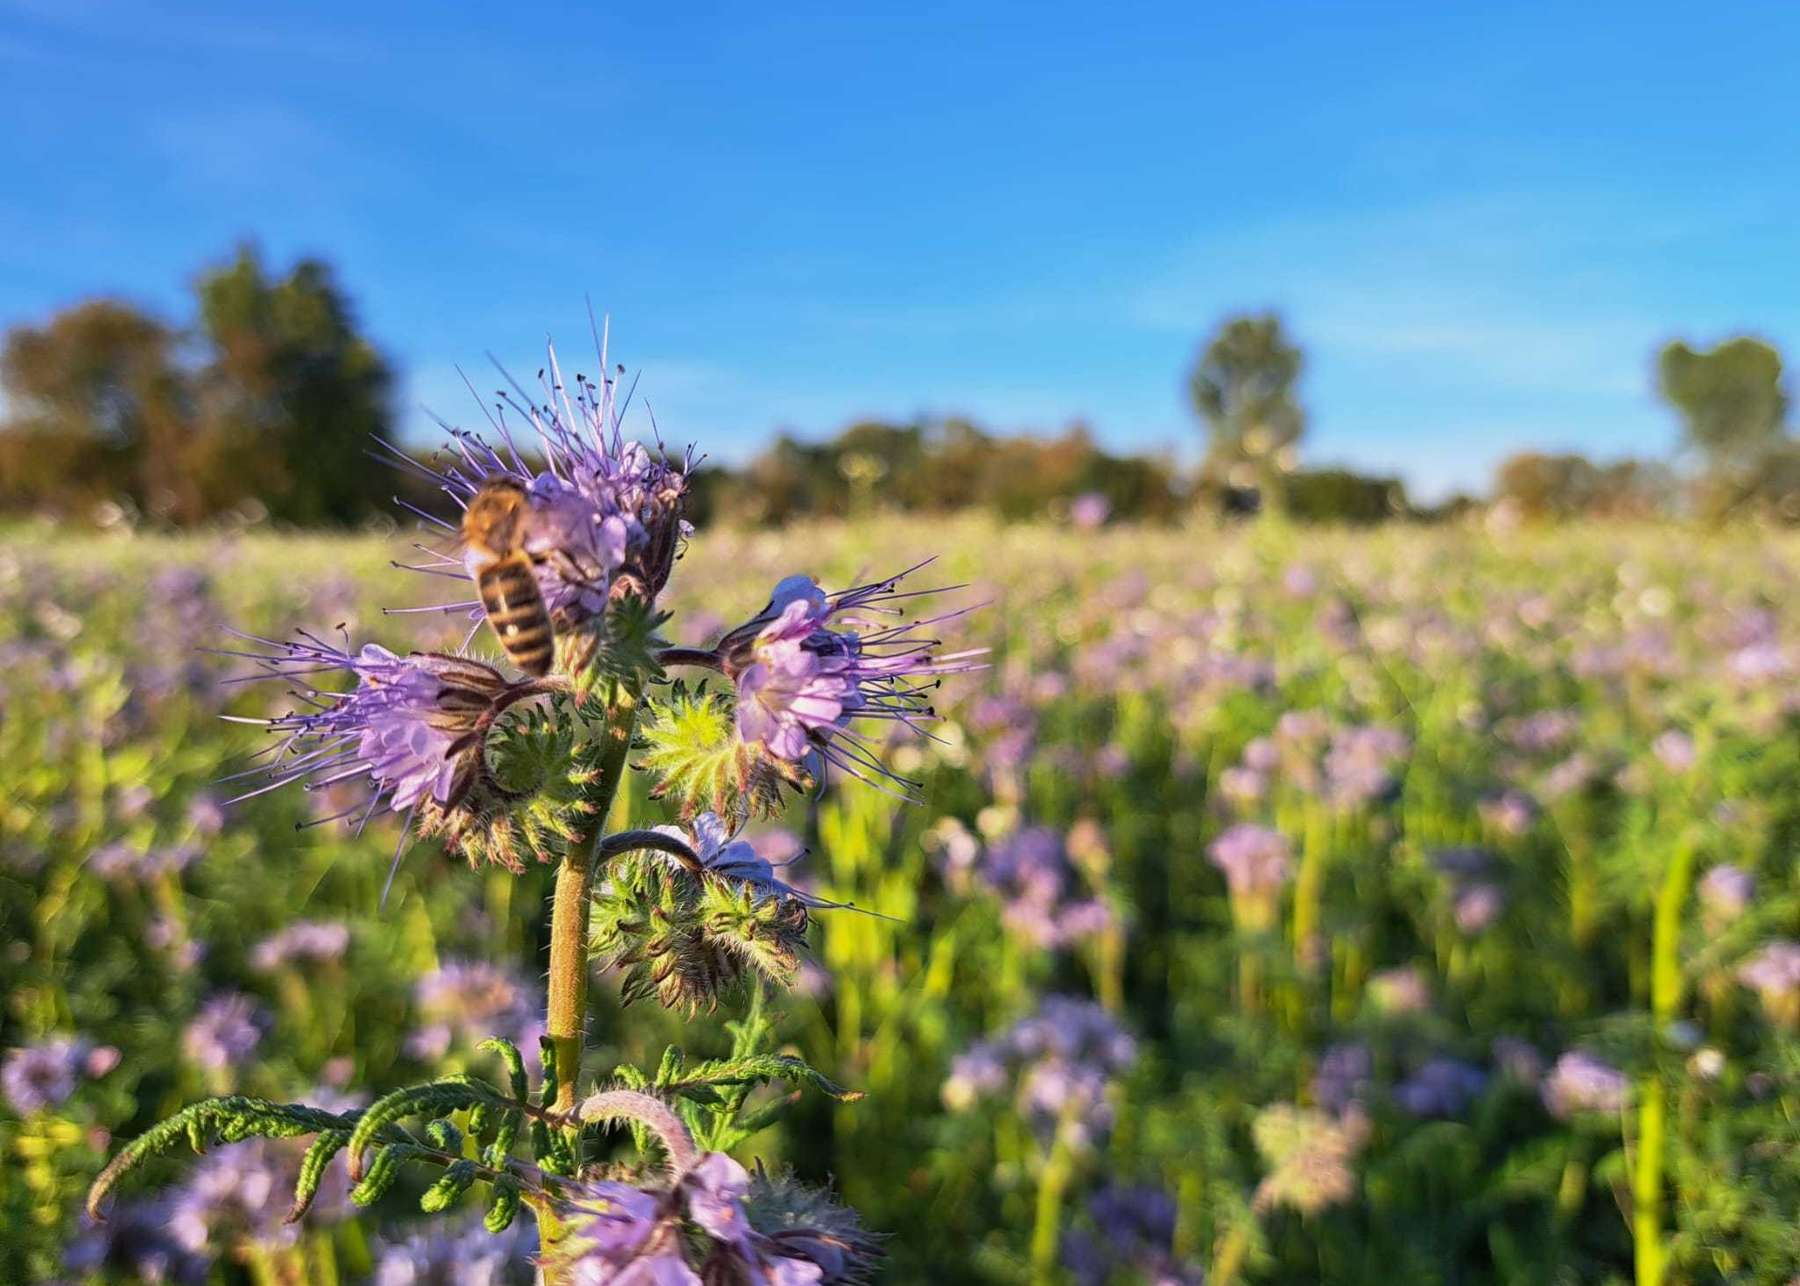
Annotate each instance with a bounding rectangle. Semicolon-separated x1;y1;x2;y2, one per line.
696;419;1186;526
85;1096;357;1219
0;244;400;526
1189;313;1306;496
1658;335;1790;469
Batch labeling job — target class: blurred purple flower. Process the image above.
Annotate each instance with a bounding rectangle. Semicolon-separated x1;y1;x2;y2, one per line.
182;993;264;1071
3;1037;90;1115
251;920;350;971
1312;1042;1372;1116
1651;729;1696;773
1206;824;1291;898
1069;492;1111;530
373;1212;537;1285
1394;1058;1488;1118
1699;864;1754;923
1541;1051;1629;1118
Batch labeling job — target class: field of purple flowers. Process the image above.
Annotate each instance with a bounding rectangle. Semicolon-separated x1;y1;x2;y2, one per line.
5;515;1800;1284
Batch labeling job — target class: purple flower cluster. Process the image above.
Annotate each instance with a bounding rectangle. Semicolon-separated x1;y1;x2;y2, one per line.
89;840;201;883
220;636;512;823
1312;1041;1373;1116
2;1036;118;1115
406;960;542;1069
547;1152;869;1284
387;343;693;618
1699;864;1754;925
373;1212;537;1285
181;993;265;1072
943;997;1136;1149
1063;1183;1205;1286
1737;940;1800;1028
1207;823;1290;933
1541;1051;1630;1119
250;919;350;971
1394;1057;1488;1118
1431;847;1507;936
717;568;984;791
1322;724;1410;808
940;825;1113;949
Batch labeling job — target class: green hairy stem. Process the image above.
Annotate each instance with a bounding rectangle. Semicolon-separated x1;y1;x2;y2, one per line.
538;682;640;1273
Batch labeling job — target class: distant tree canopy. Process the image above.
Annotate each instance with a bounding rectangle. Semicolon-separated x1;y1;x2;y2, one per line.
1657;336;1789;472
1492;452;1677;523
695;419;1187;526
1188;313;1306;504
0;244;398;526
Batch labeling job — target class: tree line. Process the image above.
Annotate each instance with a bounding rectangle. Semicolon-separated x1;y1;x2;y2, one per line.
1;246;1793;528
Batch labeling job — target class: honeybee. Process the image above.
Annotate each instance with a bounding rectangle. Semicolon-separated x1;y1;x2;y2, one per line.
462;478;555;676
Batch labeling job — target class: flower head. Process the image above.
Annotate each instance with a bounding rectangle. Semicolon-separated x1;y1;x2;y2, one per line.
182;993;265;1072
544;1154;877;1284
384;340;693;625
1541;1050;1630;1118
1738;940;1800;1029
716;566;984;793
3;1037;89;1115
221;634;514;819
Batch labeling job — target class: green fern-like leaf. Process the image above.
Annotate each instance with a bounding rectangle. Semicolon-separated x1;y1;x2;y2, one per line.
88;1096;359;1220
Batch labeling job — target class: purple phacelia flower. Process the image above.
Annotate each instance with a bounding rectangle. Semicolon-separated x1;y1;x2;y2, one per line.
250;920;350;971
1738;940;1800;1029
65;1199;208;1284
1068;492;1111;530
1541;1051;1630;1118
1312;1041;1372;1115
218;634;514;820
945;998;1136;1148
89;841;200;883
182;993;264;1072
1206;824;1291;899
166;1140;310;1257
1394;1057;1488;1118
383;339;693;616
2;1036;93;1115
1699;864;1754;923
1652;729;1696;773
373;1212;536;1285
546;1152;870;1284
716;567;984;792
407;959;541;1070
1322;724;1409;808
1064;1183;1205;1286
1453;883;1507;934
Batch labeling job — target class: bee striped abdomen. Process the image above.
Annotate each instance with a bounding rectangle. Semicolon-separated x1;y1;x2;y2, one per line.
476;554;554;676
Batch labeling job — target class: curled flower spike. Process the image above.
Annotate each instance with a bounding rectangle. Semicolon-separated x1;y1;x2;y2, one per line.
381;332;693;637
650;813;876;915
710;565;986;794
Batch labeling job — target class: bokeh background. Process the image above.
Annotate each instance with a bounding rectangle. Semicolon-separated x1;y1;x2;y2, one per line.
5;3;1800;1283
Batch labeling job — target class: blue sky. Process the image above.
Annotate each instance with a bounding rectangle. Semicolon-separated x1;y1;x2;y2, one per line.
2;1;1796;497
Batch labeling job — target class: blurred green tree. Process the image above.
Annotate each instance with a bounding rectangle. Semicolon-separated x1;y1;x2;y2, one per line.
1188;313;1306;513
0;299;199;521
194;244;398;525
1656;336;1788;468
